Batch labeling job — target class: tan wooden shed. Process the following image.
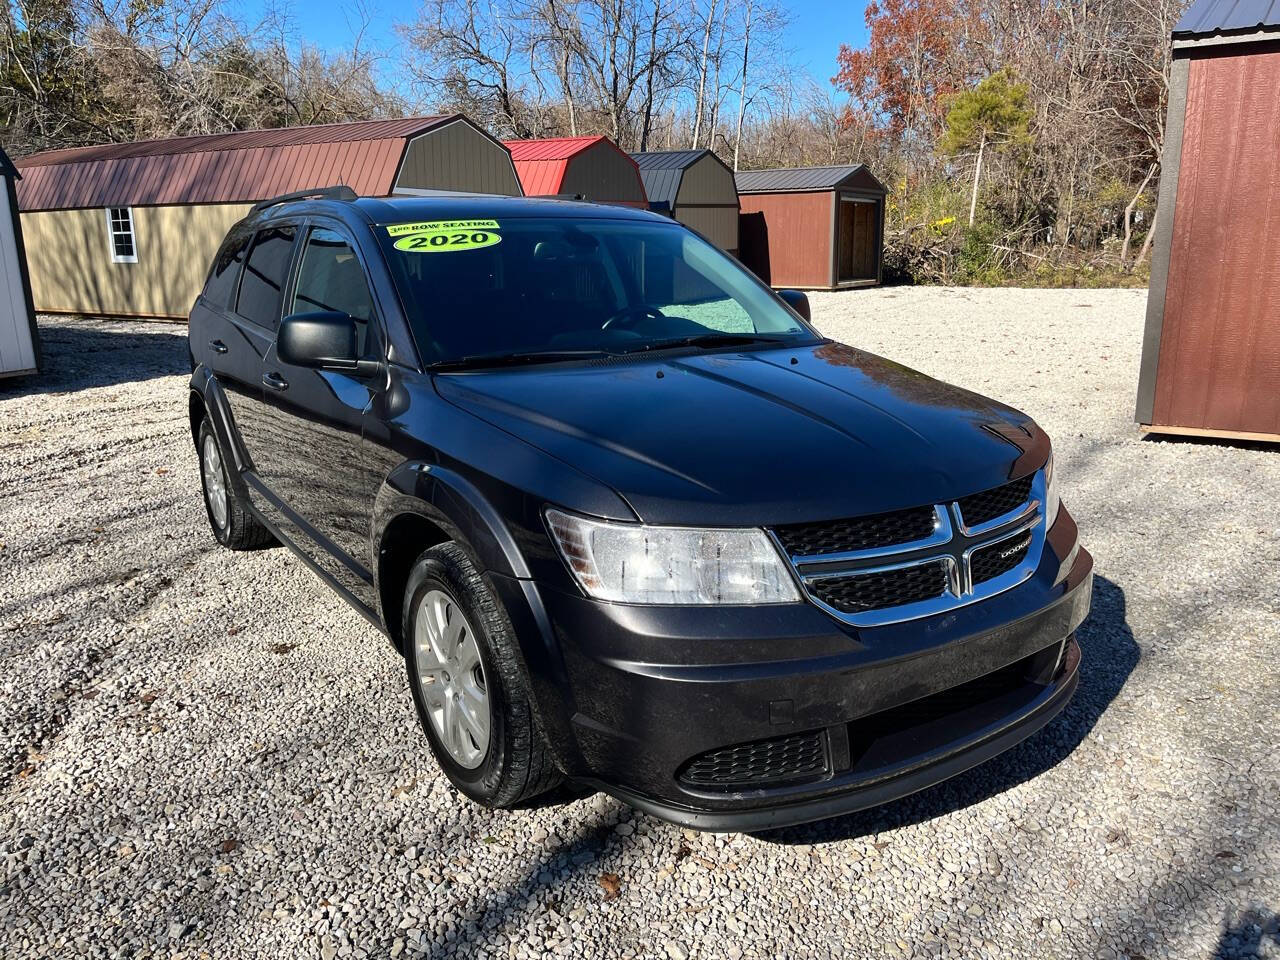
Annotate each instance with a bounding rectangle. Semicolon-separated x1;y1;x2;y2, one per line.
14;115;522;319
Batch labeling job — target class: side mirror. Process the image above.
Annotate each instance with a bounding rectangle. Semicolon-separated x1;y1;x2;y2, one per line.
777;289;811;322
278;311;379;376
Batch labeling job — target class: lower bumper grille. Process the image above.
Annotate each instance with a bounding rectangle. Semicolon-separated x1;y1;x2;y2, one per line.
678;730;830;789
807;559;950;614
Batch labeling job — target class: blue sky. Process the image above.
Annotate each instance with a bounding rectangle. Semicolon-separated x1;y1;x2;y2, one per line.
235;0;870;100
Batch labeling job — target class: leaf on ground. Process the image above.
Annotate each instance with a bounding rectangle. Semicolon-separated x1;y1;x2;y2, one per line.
269;642;297;654
390;779;417;798
598;872;621;901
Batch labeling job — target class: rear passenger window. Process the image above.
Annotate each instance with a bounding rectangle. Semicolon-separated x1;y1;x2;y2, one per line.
203;232;250;308
235;226;296;328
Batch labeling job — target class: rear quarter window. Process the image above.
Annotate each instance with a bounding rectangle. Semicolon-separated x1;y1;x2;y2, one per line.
202;231;250;309
235;226;297;328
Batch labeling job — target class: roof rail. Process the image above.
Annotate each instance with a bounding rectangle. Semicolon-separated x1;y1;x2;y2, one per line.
250;185;357;214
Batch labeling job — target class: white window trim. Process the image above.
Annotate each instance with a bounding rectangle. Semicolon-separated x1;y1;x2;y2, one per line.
106;207;138;264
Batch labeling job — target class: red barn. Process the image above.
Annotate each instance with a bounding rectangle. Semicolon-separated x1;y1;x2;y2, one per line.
504;136;647;208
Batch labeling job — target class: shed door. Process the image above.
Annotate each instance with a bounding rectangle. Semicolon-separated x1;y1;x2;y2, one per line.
837;196;878;283
1153;48;1280;436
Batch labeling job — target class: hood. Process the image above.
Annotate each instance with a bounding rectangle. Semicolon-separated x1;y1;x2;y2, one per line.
432;342;1050;526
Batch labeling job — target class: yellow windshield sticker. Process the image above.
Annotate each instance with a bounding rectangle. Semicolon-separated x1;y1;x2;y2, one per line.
387;219;502;253
386;219;499;236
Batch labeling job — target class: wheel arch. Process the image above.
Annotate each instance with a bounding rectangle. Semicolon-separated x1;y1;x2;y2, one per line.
373;461;534;654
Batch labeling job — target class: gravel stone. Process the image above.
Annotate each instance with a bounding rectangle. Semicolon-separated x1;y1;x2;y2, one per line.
1;293;1278;959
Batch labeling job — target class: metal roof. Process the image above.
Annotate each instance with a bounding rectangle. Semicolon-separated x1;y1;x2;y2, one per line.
503;136;646;206
734;164;886;194
630;149;707;171
503;136;604;196
1174;0;1280;36
628;149;730;208
13;116;460;211
503;136;605;163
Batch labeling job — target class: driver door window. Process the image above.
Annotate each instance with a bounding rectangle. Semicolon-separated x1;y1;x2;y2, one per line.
292;227;378;357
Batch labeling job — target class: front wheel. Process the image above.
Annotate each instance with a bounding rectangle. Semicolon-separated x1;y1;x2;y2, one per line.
403;543;562;807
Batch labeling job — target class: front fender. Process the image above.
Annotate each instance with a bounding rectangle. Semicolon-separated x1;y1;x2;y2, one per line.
374;460;532;580
373;461;585;773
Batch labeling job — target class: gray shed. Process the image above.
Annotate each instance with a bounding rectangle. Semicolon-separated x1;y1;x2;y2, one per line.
0;146;39;377
630;149;740;253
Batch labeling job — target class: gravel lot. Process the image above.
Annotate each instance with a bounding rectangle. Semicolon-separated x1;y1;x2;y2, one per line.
2;288;1278;960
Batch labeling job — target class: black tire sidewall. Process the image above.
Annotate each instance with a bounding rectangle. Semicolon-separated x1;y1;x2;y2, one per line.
196;419;233;545
403;548;513;803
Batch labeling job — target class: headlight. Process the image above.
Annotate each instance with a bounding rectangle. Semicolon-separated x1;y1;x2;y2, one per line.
545;508;801;605
1044;452;1061;528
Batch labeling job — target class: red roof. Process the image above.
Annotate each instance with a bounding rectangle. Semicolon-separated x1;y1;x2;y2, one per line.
504;136;603;196
14;116;460;211
502;136;647;207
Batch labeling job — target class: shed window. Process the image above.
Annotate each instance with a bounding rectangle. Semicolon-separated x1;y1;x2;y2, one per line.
106;207;137;263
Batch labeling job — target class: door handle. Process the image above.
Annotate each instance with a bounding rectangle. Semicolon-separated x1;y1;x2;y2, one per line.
262;371;289;391
208;339;228;354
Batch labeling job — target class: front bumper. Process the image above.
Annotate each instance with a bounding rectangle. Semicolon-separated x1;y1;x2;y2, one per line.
498;508;1094;831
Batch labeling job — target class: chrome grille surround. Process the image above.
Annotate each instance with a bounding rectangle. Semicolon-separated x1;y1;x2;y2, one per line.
772;470;1047;627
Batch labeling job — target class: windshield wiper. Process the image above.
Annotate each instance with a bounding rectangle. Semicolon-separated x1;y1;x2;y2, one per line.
429;349;619;371
625;332;796;354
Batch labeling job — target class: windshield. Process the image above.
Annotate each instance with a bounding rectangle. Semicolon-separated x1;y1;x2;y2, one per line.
374;216;816;366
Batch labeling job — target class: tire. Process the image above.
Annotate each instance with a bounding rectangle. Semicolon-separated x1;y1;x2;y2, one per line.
403;543;562;807
196;418;273;551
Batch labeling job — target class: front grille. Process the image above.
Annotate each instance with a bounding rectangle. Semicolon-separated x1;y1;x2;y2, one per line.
956;475;1034;527
678;730;829;789
808;560;950;614
970;530;1034;585
772;505;937;557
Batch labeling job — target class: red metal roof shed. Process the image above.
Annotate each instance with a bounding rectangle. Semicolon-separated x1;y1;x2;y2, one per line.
504;136;647;208
15;115;522;210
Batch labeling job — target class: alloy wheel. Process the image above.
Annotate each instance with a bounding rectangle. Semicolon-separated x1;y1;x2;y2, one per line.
201;433;229;531
413;589;491;768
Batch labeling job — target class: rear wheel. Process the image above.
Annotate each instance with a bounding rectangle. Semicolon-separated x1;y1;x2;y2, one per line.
403;543;562;807
196;419;273;550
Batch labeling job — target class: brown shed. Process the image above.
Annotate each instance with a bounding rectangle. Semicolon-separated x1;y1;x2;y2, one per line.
735;165;886;290
1136;0;1280;443
14;115;522;319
